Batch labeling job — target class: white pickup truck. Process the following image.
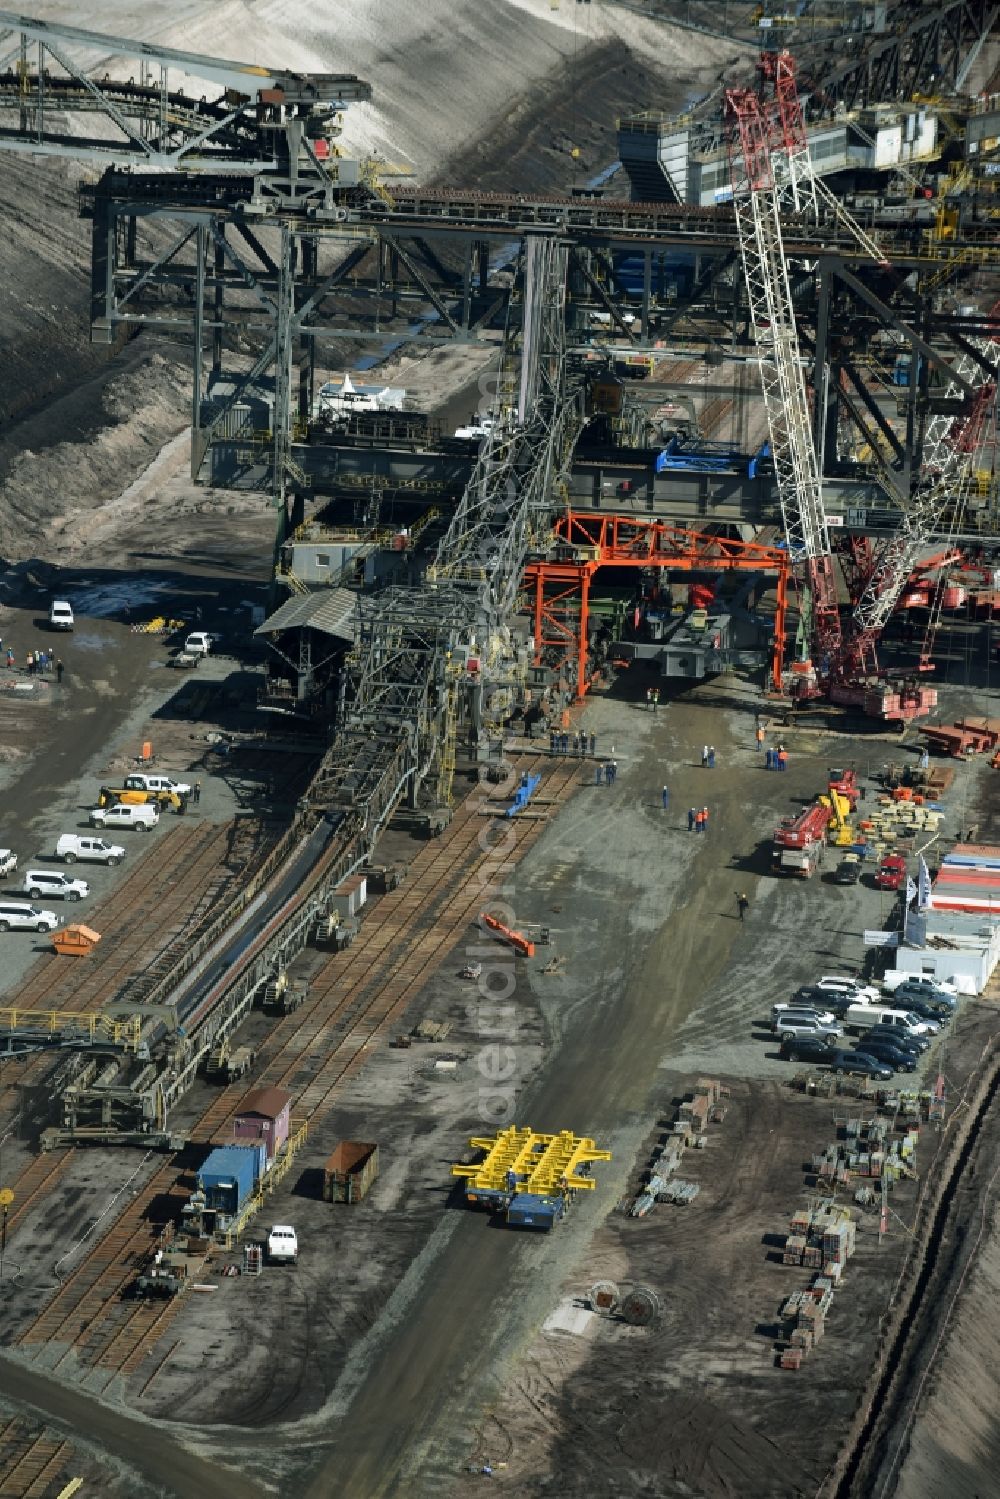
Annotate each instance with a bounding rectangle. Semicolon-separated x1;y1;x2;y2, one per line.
123;772;192;798
0;850;17;880
56;834;126;867
267;1225;298;1266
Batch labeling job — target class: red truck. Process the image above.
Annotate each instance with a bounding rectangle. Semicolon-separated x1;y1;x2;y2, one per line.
828;766;859;808
875;853;907;891
773;802;830;877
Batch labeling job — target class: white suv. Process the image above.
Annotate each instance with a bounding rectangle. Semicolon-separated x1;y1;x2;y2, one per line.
815;975;880;1003
49;600;74;631
0;902;60;932
773;1014;843;1043
24;870;89;902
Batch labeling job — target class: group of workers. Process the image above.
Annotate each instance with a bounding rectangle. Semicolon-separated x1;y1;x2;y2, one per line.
550;729;596;757
2;642;64;681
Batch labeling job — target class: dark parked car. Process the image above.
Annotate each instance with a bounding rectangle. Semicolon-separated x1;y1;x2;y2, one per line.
897;998;947;1026
827;1049;894;1080
892;983;956;1014
853;1039;918;1072
793;986;852;1016
779;1035;844;1064
833;857;862;885
865;1027;928;1055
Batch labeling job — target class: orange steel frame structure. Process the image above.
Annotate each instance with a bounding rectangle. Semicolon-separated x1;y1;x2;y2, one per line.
523;512;790;700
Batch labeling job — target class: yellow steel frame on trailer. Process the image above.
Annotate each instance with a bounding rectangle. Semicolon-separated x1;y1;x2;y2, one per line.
453;1126;611;1196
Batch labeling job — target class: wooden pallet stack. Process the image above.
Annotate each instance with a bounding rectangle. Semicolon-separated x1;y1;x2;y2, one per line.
812;1117;920;1192
780;1279;835;1365
857;796;945;859
781;1203;856;1271
629;1078;727;1217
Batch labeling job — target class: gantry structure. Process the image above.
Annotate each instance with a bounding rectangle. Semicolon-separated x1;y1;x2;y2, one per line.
0;2;995;1135
0;3;994;712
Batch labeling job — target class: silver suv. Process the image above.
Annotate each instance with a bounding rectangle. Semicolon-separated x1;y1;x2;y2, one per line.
773;1014;843;1044
771;1002;836;1028
24;870;89;902
0;902;61;932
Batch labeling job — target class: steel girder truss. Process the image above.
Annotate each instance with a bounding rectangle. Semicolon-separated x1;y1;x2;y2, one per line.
764;51;887;265
0;8;370;195
307;241;582;818
725;84;842;664
810;263;995;501
74;164;997;530
799;0;999;114
309;587;463;821
848;322;999;673
432;239;581;622
524;513;790;699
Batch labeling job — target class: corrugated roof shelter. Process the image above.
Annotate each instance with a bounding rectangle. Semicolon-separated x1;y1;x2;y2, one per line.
255;588;356;643
234;1085;292;1162
932;844;1000;913
238;1086;291;1119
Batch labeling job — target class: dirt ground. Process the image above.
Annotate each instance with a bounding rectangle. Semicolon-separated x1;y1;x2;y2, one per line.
444;1000;1000;1499
2;633;999;1499
1;9;1000;1499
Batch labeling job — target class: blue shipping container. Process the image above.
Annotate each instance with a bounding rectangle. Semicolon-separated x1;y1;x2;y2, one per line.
198;1143;266;1215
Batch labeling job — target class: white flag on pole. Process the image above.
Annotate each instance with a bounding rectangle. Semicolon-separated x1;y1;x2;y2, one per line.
918;856;932;910
905;877;917;907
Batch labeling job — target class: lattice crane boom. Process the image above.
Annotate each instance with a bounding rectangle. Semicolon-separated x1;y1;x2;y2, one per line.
726;83;842;662
846;315;998;674
764;51;888;265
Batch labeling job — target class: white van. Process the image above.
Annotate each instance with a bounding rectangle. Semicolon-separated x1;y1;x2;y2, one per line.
90;802;159;831
49;600;74;631
844;1005;929;1037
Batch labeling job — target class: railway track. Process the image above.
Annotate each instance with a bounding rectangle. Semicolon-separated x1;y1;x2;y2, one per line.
1;1152;75;1242
0;821;252;1185
14;756;583;1388
652;357;699;384
0;823;270;1229
0;1417;73;1497
0;821;229;1133
698;395;735;438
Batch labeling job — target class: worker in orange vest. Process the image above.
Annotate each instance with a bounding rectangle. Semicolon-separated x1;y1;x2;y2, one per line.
695;808;705;833
702;805;710;830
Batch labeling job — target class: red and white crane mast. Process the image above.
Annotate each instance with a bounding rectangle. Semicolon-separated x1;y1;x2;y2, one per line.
724;80;842;673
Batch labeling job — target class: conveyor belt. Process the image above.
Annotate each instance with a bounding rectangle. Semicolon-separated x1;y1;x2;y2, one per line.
146;812;347;1046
